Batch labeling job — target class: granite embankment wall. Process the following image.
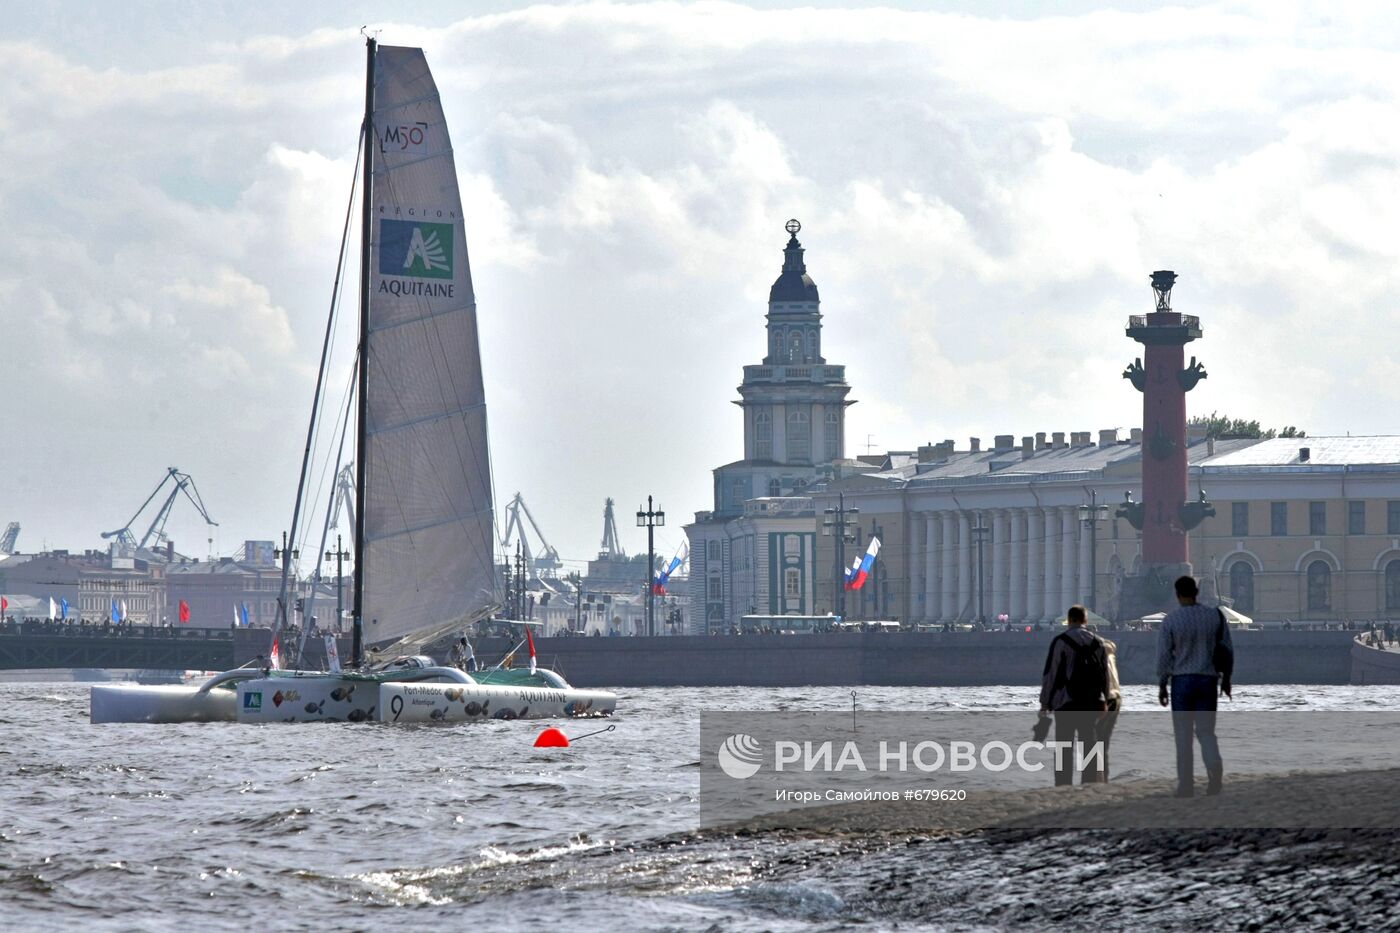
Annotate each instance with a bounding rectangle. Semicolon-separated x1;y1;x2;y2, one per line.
1350;638;1400;685
474;630;1356;689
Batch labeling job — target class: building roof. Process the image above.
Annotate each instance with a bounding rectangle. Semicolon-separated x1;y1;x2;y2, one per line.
167;558;271;577
768;234;819;304
830;437;1264;490
1201;436;1400;467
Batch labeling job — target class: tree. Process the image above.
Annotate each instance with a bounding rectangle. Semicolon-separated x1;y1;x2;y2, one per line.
1189;411;1306;440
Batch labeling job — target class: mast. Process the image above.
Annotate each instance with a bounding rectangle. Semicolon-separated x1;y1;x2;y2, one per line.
352;37;376;667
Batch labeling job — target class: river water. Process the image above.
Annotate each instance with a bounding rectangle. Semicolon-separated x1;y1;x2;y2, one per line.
4;683;1400;931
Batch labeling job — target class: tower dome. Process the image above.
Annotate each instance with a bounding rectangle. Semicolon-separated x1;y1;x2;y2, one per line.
769;219;819;304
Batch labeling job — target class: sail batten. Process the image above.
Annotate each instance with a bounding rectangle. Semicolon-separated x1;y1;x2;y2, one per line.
363;45;497;644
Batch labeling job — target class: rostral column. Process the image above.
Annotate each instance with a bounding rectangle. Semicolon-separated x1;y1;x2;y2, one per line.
1117;271;1214;614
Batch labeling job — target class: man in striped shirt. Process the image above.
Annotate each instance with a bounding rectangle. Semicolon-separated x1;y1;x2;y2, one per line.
1157;575;1234;797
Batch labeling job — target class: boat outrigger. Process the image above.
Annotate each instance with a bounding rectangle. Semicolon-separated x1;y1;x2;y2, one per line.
91;39;617;725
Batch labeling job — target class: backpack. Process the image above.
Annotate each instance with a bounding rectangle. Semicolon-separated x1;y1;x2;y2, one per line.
1056;632;1108;705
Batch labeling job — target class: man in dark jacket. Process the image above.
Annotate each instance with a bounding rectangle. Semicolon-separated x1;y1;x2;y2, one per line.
1157;575;1234;797
1039;605;1111;786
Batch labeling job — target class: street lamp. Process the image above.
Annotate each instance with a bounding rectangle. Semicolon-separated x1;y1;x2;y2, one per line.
325;534;349;633
1080;491;1109;613
822;492;859;618
636;496;665;636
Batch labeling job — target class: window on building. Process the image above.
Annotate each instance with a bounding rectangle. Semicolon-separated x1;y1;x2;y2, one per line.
1306;560;1331;612
1309;501;1326;536
823;409;840;462
707;541;721;564
1228;561;1255;614
1389;501;1400;535
784;568;801;599
768;478;781;497
1271;502;1288;536
754;410;772;461
1349;501;1366;536
1387;560;1400;613
1231;502;1249;537
788;333;802;362
707;577;722;602
786;409;811;462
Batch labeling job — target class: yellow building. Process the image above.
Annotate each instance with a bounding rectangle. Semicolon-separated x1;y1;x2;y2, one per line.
811;434;1400;625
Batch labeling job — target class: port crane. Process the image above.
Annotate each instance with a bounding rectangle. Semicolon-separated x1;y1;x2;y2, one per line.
101;467;218;558
499;492;563;580
327;463;356;538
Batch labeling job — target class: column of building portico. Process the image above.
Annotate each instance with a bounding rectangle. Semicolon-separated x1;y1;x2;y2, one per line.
940;513;957;620
956;512;973;622
1026;509;1044;622
923;513;939;623
907;512;923;625
1060;506;1078;611
1044;508;1063;621
1009;510;1027;622
990;510;1008;622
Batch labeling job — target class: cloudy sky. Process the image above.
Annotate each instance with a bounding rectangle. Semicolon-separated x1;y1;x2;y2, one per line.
3;0;1398;571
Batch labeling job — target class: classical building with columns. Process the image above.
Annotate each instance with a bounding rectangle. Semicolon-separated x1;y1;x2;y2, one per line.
685;221;854;632
811;432;1400;626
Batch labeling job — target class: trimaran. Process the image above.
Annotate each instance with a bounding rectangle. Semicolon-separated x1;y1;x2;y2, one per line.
92;39;617;724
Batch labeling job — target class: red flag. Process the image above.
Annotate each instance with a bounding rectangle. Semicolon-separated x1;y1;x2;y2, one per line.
1;596;7;615
178;600;190;624
269;637;281;670
526;627;537;674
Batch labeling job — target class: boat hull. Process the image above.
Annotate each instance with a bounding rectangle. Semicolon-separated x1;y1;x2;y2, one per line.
91;671;617;724
90;683;237;723
378;682;615;723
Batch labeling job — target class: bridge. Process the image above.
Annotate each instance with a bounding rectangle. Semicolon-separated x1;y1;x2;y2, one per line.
1;624;1361;686
0;621;239;671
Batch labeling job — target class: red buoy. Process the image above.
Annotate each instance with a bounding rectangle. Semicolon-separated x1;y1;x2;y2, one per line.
534;727;570;748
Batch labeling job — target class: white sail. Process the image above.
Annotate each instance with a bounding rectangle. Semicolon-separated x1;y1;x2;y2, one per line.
363;46;497;645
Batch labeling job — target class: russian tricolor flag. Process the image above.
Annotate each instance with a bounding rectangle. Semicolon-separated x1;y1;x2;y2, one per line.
848;537;881;591
842;555;860;590
652;542;688;596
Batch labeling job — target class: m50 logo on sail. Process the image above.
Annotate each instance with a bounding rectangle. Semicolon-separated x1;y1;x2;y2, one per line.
380;220;454;279
381;121;428;152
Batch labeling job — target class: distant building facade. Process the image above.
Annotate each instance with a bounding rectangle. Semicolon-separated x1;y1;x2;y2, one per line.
686;222;853;632
166;541;297;629
810;433;1400;625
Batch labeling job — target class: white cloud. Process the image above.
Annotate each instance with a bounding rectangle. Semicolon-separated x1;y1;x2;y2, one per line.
3;2;1400;566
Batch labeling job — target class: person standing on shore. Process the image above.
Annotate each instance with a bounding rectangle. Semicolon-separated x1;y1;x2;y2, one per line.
1039;605;1111;786
1090;635;1123;783
1157;575;1234;797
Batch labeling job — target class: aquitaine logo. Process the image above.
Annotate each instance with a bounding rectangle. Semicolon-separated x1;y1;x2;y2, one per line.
717;733;764;779
379;219;454;280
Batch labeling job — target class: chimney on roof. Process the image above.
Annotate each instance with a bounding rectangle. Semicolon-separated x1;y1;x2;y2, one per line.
1130;427;1143;443
917;444;937;463
994;434;1015;452
1074;432;1092;447
1099;428;1119;447
1207;437;1216;457
1022;436;1035;459
970;437;981;453
1035;431;1048;450
1299;446;1311;463
1052;431;1066;449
